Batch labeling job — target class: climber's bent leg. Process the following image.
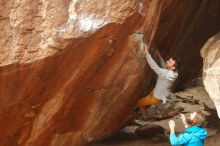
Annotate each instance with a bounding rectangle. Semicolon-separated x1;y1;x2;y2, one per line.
137;91;162;115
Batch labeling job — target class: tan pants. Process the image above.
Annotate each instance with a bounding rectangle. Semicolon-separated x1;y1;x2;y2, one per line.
137;91;162;115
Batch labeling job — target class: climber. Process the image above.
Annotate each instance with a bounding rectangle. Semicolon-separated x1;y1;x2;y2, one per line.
137;44;181;116
169;111;208;146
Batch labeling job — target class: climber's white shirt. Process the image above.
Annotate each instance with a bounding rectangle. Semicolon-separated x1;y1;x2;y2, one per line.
145;53;178;103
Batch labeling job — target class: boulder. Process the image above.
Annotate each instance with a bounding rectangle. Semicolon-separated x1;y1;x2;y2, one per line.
146;102;184;120
201;32;220;118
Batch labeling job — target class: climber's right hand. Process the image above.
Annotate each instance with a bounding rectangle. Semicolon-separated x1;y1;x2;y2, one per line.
144;44;149;54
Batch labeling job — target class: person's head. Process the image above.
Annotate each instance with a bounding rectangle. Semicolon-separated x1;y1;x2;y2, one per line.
166;57;181;71
186;111;205;126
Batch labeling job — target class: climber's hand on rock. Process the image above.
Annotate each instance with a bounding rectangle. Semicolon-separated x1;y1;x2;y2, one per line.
144;44;149;54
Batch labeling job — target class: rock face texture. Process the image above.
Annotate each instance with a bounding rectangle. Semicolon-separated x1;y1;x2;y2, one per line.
0;0;220;146
201;32;220;118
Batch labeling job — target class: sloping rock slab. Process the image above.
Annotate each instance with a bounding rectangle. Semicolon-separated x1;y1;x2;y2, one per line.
147;102;184;120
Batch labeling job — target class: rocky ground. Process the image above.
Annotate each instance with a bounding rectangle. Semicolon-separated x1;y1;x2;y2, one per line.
89;86;220;146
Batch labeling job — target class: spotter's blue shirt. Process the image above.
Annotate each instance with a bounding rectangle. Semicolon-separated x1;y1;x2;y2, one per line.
170;126;208;146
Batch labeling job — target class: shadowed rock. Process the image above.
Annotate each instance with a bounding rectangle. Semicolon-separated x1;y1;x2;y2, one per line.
135;124;164;138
